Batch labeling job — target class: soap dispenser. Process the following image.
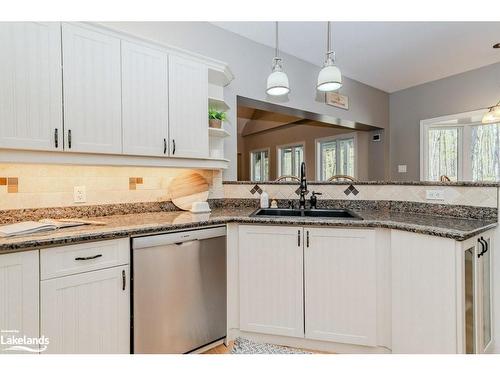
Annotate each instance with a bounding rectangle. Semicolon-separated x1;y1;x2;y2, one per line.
260;190;269;208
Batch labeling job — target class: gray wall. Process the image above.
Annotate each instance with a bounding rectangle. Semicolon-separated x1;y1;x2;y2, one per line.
389;62;500;181
98;22;389;180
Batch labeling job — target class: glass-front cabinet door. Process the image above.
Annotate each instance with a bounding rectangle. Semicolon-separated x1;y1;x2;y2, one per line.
463;235;493;354
478;237;492;353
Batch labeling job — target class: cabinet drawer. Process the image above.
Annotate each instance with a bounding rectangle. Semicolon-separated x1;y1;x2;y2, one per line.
40;239;129;280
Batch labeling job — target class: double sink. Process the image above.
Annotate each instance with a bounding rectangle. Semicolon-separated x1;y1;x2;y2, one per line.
251;208;363;220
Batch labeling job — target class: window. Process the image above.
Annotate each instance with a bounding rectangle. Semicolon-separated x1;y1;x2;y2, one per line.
250;149;269;181
426;127;460;181
316;135;356;181
471;124;500;181
278;144;304;178
421;110;500;181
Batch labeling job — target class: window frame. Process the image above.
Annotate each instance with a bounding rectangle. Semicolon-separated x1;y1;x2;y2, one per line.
315;132;358;181
277;141;305;178
249;147;270;182
420;109;489;181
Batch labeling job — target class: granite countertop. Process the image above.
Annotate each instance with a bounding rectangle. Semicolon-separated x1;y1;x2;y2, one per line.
0;207;497;253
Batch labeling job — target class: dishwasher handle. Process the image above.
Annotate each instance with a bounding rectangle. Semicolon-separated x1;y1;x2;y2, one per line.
174;240;199;246
133;226;226;249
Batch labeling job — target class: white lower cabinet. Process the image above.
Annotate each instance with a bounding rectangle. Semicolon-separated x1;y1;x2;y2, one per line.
304;228;377;346
40;239;130;354
0;250;39;354
238;225;377;346
41;266;130;354
391;230;494;354
238;225;304;337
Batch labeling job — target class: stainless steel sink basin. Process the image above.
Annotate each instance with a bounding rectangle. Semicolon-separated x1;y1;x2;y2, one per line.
251;208;362;220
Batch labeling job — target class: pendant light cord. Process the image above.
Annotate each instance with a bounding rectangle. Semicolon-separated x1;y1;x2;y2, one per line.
275;21;279;59
326;21;334;62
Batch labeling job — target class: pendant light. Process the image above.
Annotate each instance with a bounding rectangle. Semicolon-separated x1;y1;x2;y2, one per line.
482;100;500;124
266;22;290;96
317;21;342;92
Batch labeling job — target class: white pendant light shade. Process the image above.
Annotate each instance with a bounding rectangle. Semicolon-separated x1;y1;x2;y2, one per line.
266;22;290;96
317;63;342;92
482;102;500;124
317;22;342;92
267;60;290;96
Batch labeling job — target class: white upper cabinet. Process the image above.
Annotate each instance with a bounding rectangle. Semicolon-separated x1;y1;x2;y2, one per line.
0;250;39;354
0;22;62;151
62;23;122;154
168;55;209;158
304;228;377;347
122;41;169;156
238;225;304;338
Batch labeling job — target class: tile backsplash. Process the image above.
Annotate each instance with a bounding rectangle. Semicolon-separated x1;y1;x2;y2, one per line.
0;163;223;210
223;183;498;208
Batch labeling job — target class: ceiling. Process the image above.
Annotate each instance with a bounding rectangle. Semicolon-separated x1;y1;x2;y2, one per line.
211;22;500;93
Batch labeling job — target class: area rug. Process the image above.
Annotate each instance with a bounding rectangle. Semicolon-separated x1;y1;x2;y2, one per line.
230;337;312;354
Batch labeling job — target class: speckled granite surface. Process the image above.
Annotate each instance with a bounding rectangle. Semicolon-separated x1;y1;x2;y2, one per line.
0;201;179;225
0;205;497;253
210;198;497;220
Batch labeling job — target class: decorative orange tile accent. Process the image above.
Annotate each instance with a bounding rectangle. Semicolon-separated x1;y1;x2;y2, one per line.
4;177;19;193
129;177;143;190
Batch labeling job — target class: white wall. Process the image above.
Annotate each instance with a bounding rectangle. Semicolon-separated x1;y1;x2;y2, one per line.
97;22;390;180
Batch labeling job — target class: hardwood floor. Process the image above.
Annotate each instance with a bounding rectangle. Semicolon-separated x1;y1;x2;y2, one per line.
202;341;233;354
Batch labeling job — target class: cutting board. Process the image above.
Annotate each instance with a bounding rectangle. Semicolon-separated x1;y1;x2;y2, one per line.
168;172;209;211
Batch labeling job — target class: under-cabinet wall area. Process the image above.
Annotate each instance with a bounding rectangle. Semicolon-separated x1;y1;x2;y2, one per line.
0;164;223;210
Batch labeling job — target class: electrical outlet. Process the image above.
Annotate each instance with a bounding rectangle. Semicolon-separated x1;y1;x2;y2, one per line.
426;189;445;201
73;186;86;203
398;165;407;173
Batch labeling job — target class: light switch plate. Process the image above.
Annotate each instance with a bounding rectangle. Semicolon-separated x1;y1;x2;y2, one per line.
426;189;445;201
398;165;407;173
73;186;86;203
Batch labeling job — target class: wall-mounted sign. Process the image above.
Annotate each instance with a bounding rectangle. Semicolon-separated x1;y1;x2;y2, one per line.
326;92;349;110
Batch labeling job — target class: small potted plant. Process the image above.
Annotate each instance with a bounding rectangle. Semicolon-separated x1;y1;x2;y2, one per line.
208;108;227;129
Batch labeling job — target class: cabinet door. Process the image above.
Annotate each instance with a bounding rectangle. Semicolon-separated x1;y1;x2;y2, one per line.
0;250;39;354
62;23;122;154
392;231;458;353
168;55;208;158
122;41;169;156
0;22;62;151
238;225;304;337
304;228;377;346
41;266;130;354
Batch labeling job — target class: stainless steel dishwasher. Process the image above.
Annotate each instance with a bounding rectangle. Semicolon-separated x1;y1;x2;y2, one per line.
132;226;226;354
